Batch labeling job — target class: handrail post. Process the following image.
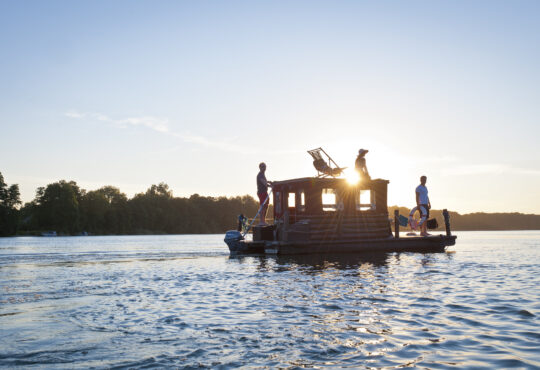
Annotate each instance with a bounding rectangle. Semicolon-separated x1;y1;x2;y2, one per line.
242;190;272;238
443;209;451;236
394;209;400;238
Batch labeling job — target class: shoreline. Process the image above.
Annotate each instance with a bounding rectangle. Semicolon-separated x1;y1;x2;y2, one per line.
3;229;540;238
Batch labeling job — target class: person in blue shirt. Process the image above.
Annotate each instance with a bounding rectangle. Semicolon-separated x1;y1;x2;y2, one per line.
415;175;431;236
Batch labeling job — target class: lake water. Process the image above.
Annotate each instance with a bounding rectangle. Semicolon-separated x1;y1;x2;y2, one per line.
1;231;539;368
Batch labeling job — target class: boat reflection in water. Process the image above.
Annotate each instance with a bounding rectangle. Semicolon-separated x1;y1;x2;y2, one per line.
227;249;460;367
229;250;450;275
271;252;391;272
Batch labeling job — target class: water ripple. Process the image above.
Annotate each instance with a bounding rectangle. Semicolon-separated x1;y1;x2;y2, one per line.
1;232;540;368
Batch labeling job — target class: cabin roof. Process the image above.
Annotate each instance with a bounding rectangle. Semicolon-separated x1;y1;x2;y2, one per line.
271;177;389;188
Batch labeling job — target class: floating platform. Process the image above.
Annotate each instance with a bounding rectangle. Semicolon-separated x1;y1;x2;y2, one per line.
225;231;456;255
225;170;457;256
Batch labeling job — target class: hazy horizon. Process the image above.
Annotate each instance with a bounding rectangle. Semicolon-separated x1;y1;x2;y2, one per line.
2;1;539;214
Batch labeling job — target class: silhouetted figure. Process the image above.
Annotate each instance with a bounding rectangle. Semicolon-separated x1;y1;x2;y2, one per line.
313;158;342;176
355;149;371;182
308;148;345;178
237;214;247;232
415;175;431;237
256;162;271;225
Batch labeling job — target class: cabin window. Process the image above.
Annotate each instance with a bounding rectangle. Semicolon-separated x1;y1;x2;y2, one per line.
357;189;375;211
288;192;296;208
322;188;337;212
297;191;305;212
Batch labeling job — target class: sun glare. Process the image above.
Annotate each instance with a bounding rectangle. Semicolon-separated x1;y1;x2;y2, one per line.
345;170;360;185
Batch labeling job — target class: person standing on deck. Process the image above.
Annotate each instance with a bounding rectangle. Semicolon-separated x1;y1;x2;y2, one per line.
355;149;371;182
257;162;271;225
416;175;431;237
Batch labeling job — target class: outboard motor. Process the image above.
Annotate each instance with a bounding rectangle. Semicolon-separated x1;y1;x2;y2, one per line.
224;230;244;253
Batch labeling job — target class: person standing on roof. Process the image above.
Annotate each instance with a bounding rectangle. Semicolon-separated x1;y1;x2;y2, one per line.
416;175;431;236
257;162;271;225
355;149;371;182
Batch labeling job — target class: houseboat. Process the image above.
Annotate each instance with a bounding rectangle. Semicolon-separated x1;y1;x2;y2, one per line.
224;151;456;255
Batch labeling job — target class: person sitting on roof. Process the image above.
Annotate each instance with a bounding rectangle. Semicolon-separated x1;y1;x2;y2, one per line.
355;149;371;182
313;158;342;176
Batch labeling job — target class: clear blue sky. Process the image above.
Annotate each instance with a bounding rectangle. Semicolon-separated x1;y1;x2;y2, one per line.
1;0;539;214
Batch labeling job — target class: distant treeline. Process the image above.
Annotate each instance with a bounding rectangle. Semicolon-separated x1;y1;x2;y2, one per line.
1;172;539;236
389;207;540;231
0;172;259;236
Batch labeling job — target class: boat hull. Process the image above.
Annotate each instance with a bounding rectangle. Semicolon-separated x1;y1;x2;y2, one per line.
265;235;456;255
225;234;456;255
225;239;266;255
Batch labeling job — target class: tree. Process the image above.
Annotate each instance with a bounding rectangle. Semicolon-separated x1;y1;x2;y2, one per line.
79;189;109;233
80;186;129;234
129;183;174;233
34;180;81;234
0;172;21;236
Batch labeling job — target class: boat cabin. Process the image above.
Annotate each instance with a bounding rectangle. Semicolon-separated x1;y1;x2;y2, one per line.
273;177;389;217
263;177;392;242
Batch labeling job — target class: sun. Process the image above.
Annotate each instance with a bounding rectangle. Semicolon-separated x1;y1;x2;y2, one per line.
344;169;360;185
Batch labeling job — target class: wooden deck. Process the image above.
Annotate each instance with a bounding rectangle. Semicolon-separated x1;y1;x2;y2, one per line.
226;234;456;255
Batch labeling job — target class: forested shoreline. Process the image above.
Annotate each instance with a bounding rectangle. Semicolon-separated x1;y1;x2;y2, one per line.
0;172;259;236
1;172;539;236
388;207;540;232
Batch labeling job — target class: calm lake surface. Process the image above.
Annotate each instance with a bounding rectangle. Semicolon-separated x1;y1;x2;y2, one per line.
1;231;539;369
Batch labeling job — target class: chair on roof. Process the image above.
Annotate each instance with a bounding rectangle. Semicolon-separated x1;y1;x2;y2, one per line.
307;147;346;178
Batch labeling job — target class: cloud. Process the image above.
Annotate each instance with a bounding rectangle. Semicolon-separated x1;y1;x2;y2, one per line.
441;164;540;176
172;132;255;153
117;116;169;133
65;110;85;119
65;110;169;133
421;155;459;164
64;110;255;153
404;154;459;164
